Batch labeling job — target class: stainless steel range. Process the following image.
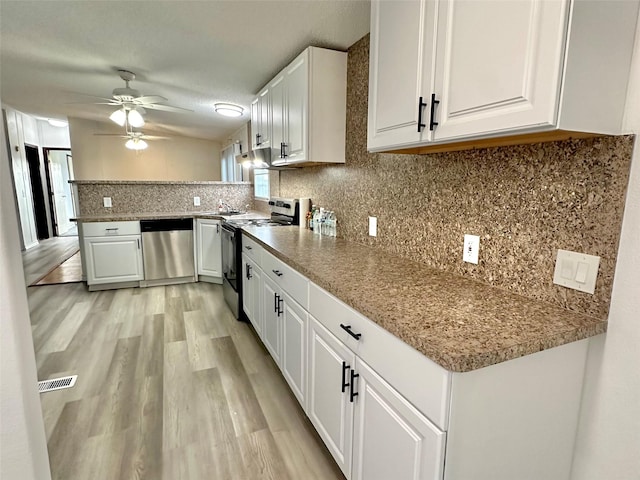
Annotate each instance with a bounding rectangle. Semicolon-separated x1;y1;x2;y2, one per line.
221;197;309;320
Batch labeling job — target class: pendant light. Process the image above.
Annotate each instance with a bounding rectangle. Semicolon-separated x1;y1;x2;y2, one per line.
109;108;127;126
110;107;145;127
125;138;148;150
127;108;145;127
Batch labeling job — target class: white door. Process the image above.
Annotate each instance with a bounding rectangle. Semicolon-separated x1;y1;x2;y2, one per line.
282;292;307;408
307;315;355;478
432;0;568;141
47;149;75;235
270;73;286;162
262;275;282;366
351;359;446;480
196;220;222;278
367;0;438;151
283;51;308;162
242;256;263;338
84;235;143;285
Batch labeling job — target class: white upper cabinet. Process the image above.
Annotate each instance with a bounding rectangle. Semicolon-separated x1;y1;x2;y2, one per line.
432;0;568;141
368;0;640;152
253;46;347;166
368;0;438;150
251;87;270;149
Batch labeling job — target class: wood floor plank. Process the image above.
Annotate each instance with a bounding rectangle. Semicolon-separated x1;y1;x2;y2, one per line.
38;300;94;355
185;310;219;371
137;313;165;379
238;428;291;480
74;429;127;480
164;296;187;343
163;341;197;450
210;335;269;437
193;368;236;448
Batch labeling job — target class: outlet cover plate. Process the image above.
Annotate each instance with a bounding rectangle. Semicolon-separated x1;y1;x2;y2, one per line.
103;197;112;208
463;234;480;264
368;216;377;237
553;249;600;294
194;196;201;206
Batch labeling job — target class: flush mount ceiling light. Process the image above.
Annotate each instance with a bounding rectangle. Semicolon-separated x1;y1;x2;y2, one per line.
47;119;68;128
125;137;148;150
214;103;243;117
110;107;145;127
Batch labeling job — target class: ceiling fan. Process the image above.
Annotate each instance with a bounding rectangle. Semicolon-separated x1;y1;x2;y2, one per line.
94;130;169;150
84;69;192;127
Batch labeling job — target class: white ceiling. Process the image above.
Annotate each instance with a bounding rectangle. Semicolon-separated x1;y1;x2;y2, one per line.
0;0;370;142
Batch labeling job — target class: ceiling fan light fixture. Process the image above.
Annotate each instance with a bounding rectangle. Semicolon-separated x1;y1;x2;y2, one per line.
110;108;127;126
127;108;145;127
214;103;243;117
125;138;148;150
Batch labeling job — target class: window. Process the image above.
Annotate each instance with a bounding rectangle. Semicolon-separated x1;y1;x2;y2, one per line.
254;169;269;199
221;145;235;182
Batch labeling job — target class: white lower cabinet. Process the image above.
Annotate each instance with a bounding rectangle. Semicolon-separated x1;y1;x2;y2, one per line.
351;359;446;480
196;219;222;282
262;275;282;366
281;292;307;407
84;235;143;285
308;315;356;478
241;254;263;338
308;315;444;480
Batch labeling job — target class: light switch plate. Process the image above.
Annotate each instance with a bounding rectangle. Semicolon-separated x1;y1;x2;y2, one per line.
103;197;112;208
368;216;377;237
553;249;600;294
463;234;480;264
194;196;201;206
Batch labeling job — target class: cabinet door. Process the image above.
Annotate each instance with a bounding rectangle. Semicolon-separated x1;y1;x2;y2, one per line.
432;0;568;141
307;315;355;478
196;220;221;278
262;275;282;366
250;97;260;149
283;51;308;162
367;0;437;151
258;88;271;148
270;73;286;163
282;292;307;408
352;359;446;480
84;235;143;285
242;256;263;338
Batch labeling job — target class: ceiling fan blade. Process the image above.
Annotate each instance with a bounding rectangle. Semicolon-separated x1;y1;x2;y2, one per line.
134;95;168;105
141;135;170;140
93;133;128;138
143;103;193;113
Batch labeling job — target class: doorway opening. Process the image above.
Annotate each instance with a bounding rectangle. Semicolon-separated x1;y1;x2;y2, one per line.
25;144;50;240
43;148;76;236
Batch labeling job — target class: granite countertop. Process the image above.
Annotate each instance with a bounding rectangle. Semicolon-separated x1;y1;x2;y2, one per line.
242;227;607;373
73;211;270;222
69;180;252;185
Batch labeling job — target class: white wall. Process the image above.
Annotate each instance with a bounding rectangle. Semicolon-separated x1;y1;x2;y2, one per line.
570;11;640;480
37;120;71;148
68;118;222;181
0;111;52;480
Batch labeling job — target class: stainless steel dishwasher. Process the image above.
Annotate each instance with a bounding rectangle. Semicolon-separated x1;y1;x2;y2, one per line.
140;218;195;285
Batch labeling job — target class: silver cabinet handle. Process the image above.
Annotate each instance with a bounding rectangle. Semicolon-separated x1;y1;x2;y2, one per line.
137;238;140;249
105;227;119;231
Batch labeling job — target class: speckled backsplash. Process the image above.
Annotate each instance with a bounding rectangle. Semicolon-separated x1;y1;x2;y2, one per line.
74;181;254;215
276;34;634;320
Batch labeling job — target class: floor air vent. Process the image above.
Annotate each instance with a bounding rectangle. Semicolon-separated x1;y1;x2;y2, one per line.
38;375;77;393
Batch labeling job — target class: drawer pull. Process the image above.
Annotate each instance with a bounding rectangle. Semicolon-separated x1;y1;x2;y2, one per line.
274;293;279;313
272;269;283;277
340;323;362;340
341;361;350;393
429;93;440;131
417;96;427;132
246;263;252;280
349;369;359;403
246;246;253;250
105;227;119;232
277;296;284;317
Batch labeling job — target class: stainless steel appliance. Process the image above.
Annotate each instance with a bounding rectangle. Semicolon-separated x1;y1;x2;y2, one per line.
222;197;309;320
140;218;195;286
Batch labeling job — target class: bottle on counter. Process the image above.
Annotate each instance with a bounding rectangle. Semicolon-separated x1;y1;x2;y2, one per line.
310;205;317;231
328;211;337;237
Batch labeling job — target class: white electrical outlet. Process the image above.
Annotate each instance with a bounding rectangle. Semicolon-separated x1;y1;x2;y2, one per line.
368;216;377;237
103;197;112;208
194;196;201;206
463;234;480;264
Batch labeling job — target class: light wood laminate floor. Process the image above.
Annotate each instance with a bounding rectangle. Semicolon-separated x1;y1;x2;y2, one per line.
28;281;344;480
22;235;79;286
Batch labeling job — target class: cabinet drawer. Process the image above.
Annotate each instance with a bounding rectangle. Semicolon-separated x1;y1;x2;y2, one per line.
262;250;308;309
241;233;263;265
82;221;140;237
309;282;451;430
